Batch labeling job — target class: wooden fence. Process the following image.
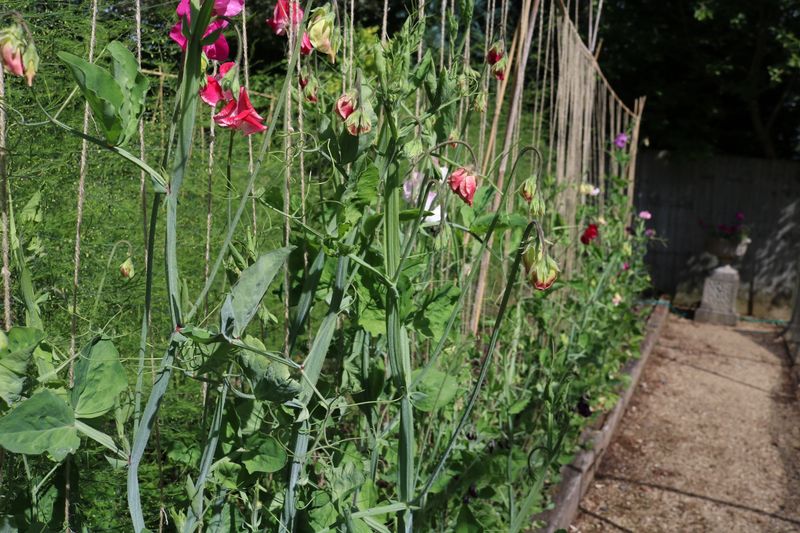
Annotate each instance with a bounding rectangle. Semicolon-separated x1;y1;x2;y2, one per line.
634;150;800;319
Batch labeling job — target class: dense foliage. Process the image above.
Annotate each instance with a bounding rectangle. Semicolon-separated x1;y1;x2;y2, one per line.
0;1;654;531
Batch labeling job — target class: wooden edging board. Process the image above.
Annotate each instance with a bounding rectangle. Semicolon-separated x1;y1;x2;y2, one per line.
535;301;671;532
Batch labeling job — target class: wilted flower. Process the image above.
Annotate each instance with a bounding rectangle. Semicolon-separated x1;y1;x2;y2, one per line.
523;245;559;291
200;61;236;107
119;257;135;279
307;4;339;63
299;68;318;103
335;90;357;120
611;293;623;306
266;0;303;36
473;90;488;113
213;87;267;135
520;177;545;218
580;224;599;245
486;40;504;65
597;216;607;225
300;32;314;55
448;167;478;206
170;0;230;61
638;210;652;220
0;24;38;85
614;132;629;148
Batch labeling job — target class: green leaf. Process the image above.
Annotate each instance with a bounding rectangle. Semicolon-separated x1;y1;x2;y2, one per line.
241;435;287;474
57;51;124;144
221;247;295;340
410;368;458;412
412;283;460;339
71;338;127;419
239;336;301;403
107;41;149;146
455;504;482;533
0;327;44;407
0;389;80;460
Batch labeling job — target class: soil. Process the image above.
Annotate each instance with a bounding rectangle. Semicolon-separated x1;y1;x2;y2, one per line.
572;314;800;533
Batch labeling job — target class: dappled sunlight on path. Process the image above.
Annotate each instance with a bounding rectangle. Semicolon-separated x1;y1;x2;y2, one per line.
573;314;800;532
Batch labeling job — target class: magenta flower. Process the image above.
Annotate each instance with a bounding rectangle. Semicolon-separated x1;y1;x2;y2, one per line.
1;41;23;77
213;87;267;135
213;0;244;17
614;132;629;148
638;210;652;220
170;0;230;61
335;91;357;120
735;211;745;222
199;61;236;107
266;0;303;36
645;228;656;238
622;262;630;271
300;32;314;55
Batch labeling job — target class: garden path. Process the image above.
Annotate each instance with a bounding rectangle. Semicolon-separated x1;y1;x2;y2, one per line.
572;314;800;532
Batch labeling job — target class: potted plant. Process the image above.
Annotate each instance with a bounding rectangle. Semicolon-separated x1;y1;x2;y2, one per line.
700;211;751;264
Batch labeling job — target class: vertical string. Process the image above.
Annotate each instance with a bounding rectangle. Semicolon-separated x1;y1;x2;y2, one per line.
0;63;9;331
242;8;256;238
284;6;296;355
382;0;389;43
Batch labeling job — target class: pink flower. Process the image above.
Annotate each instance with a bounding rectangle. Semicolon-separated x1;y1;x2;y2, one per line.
200;61;236;107
213;0;244;17
336;91;357;120
448;167;478;206
213;87;267;135
614;132;629;148
638;210;652;220
492;59;506;81
612;293;623;306
1;42;23;77
622;262;630;271
170;3;231;61
645;228;656;238
300;32;314;55
266;0;303;36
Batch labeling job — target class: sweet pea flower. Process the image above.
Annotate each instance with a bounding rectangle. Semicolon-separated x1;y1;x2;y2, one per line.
486;40;504;65
735;211;745;222
611;293;623;306
213;87;267;135
590;186;601;196
266;0;303;37
638;210;652;220
200;61;236;107
300;32;314;55
523;246;559;291
622;262;630;271
119;257;135;280
299;69;318;103
645;228;656;238
580;224;599;245
345;109;372;136
0;24;38;85
170;1;230;61
491;57;507;81
448;167;478;206
614;132;629;148
335;90;357;120
214;0;244;17
307;4;339;63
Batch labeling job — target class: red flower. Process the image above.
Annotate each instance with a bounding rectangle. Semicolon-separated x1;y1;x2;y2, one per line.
336;91;357;120
213;87;267;136
448;167;478;206
580;224;599;245
486;41;504;65
199;61;236;107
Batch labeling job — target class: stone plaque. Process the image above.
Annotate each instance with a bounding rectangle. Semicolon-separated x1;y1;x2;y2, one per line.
695;265;739;326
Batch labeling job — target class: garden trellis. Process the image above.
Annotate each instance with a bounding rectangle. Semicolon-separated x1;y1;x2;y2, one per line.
0;0;653;531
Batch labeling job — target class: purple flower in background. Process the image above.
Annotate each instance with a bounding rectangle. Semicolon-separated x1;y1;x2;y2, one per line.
645;228;656;238
614;132;629;148
638;210;652;220
735;211;745;222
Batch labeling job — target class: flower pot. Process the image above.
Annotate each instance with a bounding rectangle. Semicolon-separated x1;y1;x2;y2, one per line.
706;236;750;265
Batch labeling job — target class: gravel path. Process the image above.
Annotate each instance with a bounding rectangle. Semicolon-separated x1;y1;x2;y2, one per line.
573;314;800;533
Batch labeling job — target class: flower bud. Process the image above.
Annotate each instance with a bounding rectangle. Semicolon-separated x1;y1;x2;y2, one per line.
473;90;487;113
523;245;558;291
300;32;314;56
335;90;357;120
345;109;372;135
491;56;507;81
520;178;537;204
1;24;38;85
120;257;135;280
308;4;339;63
